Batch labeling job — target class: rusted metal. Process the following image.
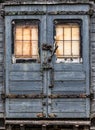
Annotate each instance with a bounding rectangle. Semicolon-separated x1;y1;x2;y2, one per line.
0;9;5;18
49;84;54;88
42;44;53;52
5;120;90;126
42;63;52;70
48;113;57;118
42;102;46;106
36;113;46;118
48;45;58;62
1;93;93;99
49;94;93;99
1;93;47;99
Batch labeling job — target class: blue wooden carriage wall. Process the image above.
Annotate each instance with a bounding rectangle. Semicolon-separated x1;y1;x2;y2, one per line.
0;0;94;130
4;3;90;119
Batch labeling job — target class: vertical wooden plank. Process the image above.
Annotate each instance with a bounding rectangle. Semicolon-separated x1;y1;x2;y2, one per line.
6;99;9;118
5;16;13;95
43;71;48;117
47;70;52;117
86;98;90;118
83;15;90;95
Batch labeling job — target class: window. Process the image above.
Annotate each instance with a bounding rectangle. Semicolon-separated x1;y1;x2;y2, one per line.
54;21;82;63
12;20;39;63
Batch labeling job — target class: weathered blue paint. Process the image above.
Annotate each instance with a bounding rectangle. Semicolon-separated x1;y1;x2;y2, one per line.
5;14;45;118
46;9;90;118
5;4;90;118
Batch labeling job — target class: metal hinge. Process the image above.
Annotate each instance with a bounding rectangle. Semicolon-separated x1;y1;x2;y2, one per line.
49;93;94;99
1;93;47;99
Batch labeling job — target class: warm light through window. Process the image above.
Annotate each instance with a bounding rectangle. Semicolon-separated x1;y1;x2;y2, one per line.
55;23;80;60
14;25;39;59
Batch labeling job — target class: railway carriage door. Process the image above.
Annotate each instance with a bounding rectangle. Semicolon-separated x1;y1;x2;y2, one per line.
46;5;90;118
5;4;90;118
5;9;47;118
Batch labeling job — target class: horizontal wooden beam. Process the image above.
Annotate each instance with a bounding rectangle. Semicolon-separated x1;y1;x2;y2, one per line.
5;120;90;126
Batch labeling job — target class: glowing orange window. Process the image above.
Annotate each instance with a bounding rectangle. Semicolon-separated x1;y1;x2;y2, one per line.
55;23;81;62
14;24;39;60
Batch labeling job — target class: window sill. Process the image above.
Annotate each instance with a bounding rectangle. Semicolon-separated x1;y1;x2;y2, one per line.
56;58;82;63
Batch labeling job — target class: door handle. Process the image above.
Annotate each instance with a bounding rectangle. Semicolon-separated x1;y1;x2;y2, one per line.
48;44;58;62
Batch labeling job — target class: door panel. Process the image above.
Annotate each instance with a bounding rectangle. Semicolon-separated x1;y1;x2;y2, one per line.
46;14;90;118
6;99;43;118
5;15;46;118
50;99;87;118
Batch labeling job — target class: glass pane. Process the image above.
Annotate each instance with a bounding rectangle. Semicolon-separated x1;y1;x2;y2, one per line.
23;28;30;40
56;41;63;57
23;41;31;57
64;27;71;40
15;27;22;40
15;41;23;57
64;41;71;56
56;27;63;40
72;41;80;57
32;41;38;58
31;27;38;40
72;27;80;40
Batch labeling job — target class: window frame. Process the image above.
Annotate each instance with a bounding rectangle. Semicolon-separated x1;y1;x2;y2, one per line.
54;19;82;63
12;19;40;63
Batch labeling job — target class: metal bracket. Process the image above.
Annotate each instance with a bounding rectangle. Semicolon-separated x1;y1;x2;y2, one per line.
42;63;52;70
48;113;57;118
42;44;53;52
0;9;5;18
36;113;46;118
